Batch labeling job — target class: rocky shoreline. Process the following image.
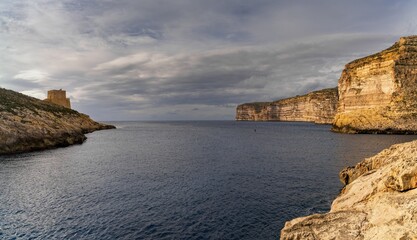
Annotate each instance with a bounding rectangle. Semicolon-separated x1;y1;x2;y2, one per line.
280;139;417;239
0;88;115;155
266;36;417;238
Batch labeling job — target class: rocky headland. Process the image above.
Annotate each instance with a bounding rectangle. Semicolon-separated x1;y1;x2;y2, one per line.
236;88;338;124
237;36;417;133
0;88;115;155
332;36;417;134
280;139;417;239
280;36;417;239
235;36;417;238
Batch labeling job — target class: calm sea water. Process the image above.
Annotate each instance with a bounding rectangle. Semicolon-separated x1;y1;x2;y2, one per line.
1;121;416;239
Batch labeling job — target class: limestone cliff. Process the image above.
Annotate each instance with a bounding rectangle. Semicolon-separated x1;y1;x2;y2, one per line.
333;36;417;133
0;88;115;154
281;140;417;239
236;88;338;124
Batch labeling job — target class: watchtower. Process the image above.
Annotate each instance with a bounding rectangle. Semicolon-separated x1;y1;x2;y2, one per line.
44;89;71;108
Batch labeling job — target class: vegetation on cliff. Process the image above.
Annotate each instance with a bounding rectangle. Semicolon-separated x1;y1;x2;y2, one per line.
0;87;115;154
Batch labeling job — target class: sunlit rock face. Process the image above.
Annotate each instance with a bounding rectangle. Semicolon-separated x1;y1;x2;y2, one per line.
236;88;338;124
0;88;115;154
333;36;417;134
281;140;417;240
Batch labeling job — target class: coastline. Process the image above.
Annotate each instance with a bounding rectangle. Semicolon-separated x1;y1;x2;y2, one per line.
0;123;115;155
0;87;116;155
281;139;417;239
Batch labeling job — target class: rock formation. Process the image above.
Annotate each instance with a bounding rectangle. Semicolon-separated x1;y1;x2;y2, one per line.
44;89;71;108
280;139;417;239
236;88;338;124
333;36;417;133
0;87;114;154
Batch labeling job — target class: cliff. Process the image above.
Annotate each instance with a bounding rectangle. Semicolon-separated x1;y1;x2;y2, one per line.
281;140;417;239
0;87;115;154
236;88;338;124
333;36;417;133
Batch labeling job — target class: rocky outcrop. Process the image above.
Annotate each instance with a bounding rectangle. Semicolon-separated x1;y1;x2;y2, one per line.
235;102;271;121
281;140;417;239
333;36;417;133
0;88;115;154
236;88;338;124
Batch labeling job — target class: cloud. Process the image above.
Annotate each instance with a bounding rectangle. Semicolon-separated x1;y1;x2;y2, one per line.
73;33;395;121
0;0;416;120
20;89;46;99
14;69;50;82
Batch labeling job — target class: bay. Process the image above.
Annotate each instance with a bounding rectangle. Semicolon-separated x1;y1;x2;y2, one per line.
1;121;415;239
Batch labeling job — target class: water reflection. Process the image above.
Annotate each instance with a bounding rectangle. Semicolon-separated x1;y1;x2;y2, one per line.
0;121;416;239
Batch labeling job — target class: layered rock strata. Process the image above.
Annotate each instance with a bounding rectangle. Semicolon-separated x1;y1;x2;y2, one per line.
280;140;417;239
236;88;338;124
0;88;115;154
333;36;417;133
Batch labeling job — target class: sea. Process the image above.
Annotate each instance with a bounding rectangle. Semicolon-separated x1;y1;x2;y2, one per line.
1;121;416;239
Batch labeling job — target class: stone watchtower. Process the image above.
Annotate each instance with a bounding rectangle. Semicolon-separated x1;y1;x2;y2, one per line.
44;89;71;108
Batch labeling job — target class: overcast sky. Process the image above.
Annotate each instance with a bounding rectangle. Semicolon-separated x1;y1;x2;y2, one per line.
1;0;416;120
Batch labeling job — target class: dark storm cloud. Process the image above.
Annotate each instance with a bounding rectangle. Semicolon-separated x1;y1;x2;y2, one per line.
1;0;416;120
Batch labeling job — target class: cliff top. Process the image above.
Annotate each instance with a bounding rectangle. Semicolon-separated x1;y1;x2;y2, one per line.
237;88;337;108
272;87;337;104
345;35;417;69
0;88;77;116
237;102;270;108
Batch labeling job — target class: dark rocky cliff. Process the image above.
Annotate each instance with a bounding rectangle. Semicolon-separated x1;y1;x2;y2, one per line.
0;88;115;154
236;88;338;124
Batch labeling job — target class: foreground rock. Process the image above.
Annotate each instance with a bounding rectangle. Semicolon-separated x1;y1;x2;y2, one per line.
333;36;417;133
236;88;338;124
0;88;115;154
281;140;417;239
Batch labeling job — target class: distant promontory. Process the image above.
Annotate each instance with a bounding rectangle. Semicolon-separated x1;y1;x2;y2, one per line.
0;87;115;155
236;88;338;124
237;36;417;134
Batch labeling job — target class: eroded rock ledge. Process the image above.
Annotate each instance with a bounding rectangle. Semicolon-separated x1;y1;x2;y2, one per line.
0;88;115;155
236;88;338;124
281;140;417;239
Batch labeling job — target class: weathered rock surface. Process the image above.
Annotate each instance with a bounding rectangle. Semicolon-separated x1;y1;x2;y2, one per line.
236;88;338;124
333;36;417;133
0;88;115;154
281;140;417;240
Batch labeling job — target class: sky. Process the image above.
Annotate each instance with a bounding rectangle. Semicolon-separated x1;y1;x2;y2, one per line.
1;0;416;121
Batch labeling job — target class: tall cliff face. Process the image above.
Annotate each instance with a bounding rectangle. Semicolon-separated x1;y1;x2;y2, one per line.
281;140;417;239
333;36;417;133
0;88;114;154
235;102;271;121
236;88;338;124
